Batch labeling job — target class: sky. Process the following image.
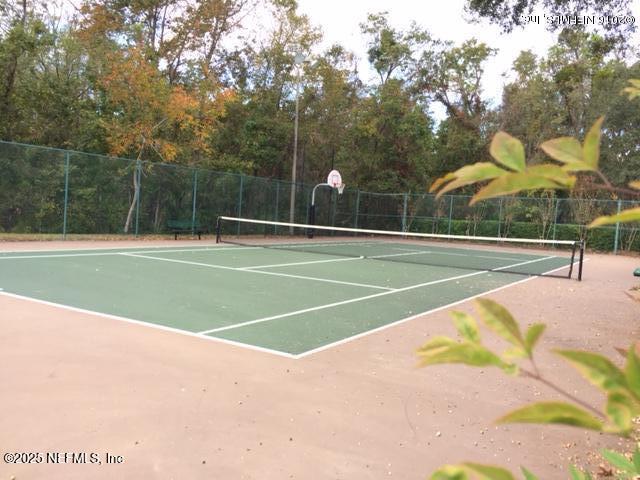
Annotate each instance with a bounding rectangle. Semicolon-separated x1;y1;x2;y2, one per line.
294;0;640;114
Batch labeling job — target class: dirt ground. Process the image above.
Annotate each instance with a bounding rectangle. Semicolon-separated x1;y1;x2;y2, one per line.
0;240;638;480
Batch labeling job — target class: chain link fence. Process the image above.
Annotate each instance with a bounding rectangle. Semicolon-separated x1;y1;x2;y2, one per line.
1;140;638;253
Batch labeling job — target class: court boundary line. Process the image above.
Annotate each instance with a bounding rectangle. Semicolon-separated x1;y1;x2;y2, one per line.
0;291;297;359
294;261;579;358
198;256;555;335
0;246;261;260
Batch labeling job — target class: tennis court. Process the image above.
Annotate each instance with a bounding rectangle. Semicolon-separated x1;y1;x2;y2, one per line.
0;218;581;358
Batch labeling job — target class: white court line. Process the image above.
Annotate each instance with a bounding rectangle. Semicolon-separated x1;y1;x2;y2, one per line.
240;256;363;270
0;291;297;359
0;246;260;260
198;256;555;335
391;247;525;262
295;261;578;359
0;242;223;254
122;253;394;291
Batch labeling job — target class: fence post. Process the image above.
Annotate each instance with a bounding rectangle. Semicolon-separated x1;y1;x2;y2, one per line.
497;197;503;238
447;195;454;235
237;174;244;235
62;152;70;240
552;197;560;242
274;181;280;234
613;199;622;254
134;160;142;237
354;190;360;229
191;169;198;235
331;189;337;227
402;193;408;232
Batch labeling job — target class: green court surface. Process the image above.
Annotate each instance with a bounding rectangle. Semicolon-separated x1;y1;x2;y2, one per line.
0;242;574;358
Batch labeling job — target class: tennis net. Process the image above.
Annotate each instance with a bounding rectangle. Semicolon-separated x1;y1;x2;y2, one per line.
215;216;584;280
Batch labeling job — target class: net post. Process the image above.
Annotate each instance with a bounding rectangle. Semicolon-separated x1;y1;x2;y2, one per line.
578;240;585;281
215;217;221;243
568;241;577;279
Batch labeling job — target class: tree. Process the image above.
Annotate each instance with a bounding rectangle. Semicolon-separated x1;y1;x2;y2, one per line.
360;12;431;86
464;0;635;37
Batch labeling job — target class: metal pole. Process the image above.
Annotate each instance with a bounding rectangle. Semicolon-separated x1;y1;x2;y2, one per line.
134;160;141;237
237;174;244;236
354;189;360;229
613;199;622;254
191;169;198;236
402;193;408;233
447;195;454;235
289;57;303;233
62;153;70;239
497;198;503;238
552;197;560;242
274;181;280;234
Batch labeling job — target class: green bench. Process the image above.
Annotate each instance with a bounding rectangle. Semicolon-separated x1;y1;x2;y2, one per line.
167;220;207;240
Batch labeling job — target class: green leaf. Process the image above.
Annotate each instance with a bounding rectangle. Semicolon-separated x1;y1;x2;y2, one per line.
430;172;456;193
463;462;516;480
568;465;592;480
470;169;575;205
520;467;539;480
632;447;640;472
475;299;525;348
524;324;546;355
490;132;525;172
452;311;481;343
431;465;468;480
417;336;509;371
582;116;604;170
554;349;627;393
601;449;636;473
502;346;528;361
539;137;587;169
525;164;577;182
625;345;640;400
497;401;603;431
434;162;507;197
589;207;640;228
605;390;636;433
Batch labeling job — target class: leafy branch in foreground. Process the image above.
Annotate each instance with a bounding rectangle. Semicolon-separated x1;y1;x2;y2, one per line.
419;299;640;479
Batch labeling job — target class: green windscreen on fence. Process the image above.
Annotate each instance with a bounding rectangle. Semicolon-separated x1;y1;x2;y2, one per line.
0;140;638;253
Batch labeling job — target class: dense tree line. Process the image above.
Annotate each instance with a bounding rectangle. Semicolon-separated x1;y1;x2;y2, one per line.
0;0;638;196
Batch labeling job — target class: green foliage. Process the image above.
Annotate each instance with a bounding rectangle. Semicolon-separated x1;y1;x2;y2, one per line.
431;462;517;480
420;297;640;478
497;402;603;431
601;447;640;478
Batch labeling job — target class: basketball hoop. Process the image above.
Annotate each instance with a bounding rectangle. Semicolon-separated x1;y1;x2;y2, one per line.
327;169;344;194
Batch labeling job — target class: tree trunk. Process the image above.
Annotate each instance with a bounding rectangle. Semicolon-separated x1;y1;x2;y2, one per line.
123;164;140;233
